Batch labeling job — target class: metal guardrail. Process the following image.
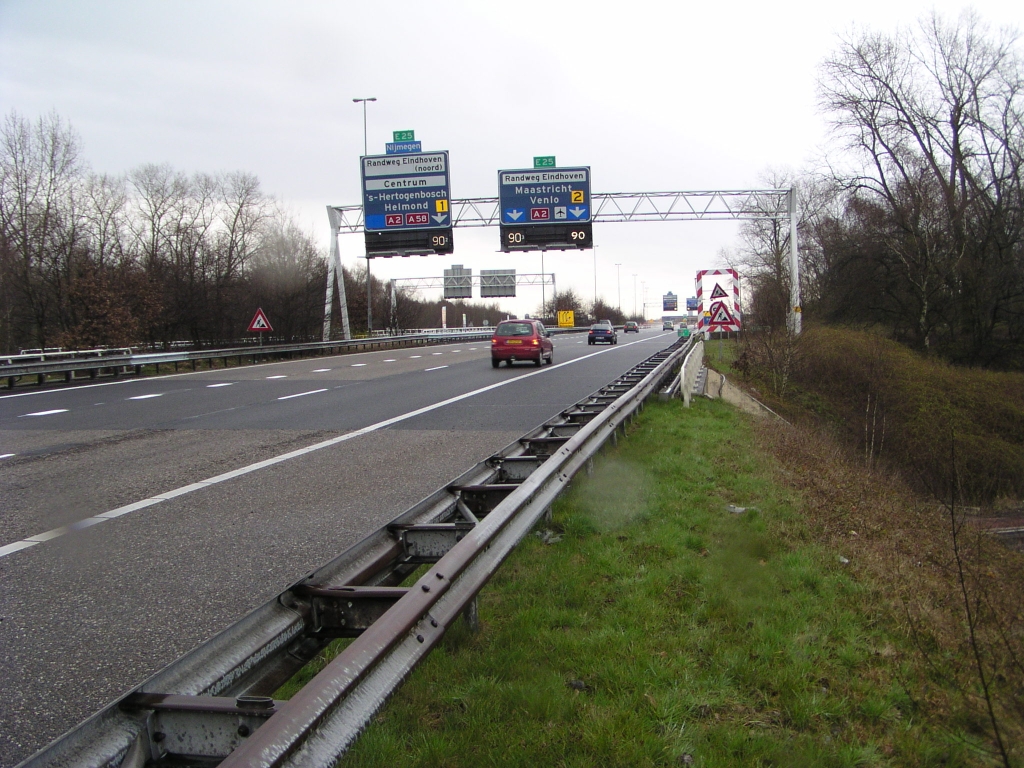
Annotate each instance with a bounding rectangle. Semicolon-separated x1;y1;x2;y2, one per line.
16;335;692;768
1;328;590;389
0;331;499;389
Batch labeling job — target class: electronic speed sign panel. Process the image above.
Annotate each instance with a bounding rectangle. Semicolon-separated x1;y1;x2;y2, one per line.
361;151;453;257
498;166;592;251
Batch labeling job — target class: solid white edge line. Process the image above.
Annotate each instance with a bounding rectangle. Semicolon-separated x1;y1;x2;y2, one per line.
0;335;652;561
424;365;448;371
19;409;69;417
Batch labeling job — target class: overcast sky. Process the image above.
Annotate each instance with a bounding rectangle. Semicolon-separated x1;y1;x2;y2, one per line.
1;0;1020;319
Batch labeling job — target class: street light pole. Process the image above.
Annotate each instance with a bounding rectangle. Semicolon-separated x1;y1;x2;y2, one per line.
592;245;599;311
615;263;622;313
353;97;376;156
632;273;637;318
353;97;376;334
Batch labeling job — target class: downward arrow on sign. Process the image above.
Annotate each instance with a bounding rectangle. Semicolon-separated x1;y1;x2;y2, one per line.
506;209;523;221
432;214;448;224
569;207;586;218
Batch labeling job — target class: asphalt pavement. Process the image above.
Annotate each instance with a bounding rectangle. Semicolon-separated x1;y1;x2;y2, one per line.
0;328;674;765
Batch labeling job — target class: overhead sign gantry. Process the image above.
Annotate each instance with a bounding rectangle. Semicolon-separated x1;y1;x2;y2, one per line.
360;150;454;256
497;166;592;251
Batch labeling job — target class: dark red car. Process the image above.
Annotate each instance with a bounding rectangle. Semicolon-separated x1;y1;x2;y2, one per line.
491;320;554;367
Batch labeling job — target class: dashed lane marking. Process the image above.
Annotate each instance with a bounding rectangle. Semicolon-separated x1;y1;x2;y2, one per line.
0;335;653;560
278;388;329;401
19;409;68;417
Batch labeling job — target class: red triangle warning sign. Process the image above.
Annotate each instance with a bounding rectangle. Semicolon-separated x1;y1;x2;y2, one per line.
709;301;735;325
710;283;728;299
248;308;273;332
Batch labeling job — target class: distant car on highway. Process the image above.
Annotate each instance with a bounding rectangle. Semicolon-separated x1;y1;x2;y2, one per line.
491;319;553;367
662;321;673;330
588;321;618;345
623;321;640;333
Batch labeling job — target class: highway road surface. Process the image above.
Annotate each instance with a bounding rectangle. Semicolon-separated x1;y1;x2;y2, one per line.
0;328;674;765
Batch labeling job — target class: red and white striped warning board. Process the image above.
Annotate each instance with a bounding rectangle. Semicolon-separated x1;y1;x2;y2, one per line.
695;269;741;333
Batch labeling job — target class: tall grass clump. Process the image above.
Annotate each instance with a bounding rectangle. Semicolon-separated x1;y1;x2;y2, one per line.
746;326;1024;504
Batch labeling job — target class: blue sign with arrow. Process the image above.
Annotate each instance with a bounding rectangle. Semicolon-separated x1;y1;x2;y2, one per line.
361;151;451;232
497;167;591;226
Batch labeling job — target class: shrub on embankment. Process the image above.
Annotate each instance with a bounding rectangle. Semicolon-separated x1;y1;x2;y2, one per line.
747;326;1024;505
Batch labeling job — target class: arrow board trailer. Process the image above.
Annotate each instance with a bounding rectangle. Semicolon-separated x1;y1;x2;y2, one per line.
361;151;454;257
498;166;592;251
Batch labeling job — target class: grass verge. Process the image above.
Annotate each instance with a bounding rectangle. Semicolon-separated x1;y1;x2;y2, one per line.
273;395;1014;766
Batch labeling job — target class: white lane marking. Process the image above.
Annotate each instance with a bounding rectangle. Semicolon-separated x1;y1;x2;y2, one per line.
0;336;650;560
383;359;396;362
266;375;287;379
0;336;545;401
351;363;367;367
431;352;443;356
19;409;68;417
409;355;422;359
278;388;328;401
469;347;478;350
452;349;461;352
0;453;15;459
310;368;332;373
424;365;448;371
207;383;234;388
0;541;37;557
128;393;163;400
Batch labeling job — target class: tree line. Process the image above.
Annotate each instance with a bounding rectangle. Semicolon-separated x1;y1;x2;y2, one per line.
0;110;567;354
729;11;1024;371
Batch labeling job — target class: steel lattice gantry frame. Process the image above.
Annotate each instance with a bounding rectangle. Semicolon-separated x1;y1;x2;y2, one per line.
323;189;802;340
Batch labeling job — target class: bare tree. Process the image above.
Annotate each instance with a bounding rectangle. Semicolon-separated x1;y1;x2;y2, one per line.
0;110;83;349
818;11;1024;363
249;215;326;340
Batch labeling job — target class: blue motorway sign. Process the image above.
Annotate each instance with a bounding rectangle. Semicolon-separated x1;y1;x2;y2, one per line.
497;167;591;225
386;141;422;154
361;151;450;232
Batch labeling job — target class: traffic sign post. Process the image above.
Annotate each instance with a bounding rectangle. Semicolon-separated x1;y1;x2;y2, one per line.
361;151;453;257
497;166;592;251
248;308;273;346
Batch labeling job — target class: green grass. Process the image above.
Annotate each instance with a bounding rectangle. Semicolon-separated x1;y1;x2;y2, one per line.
280;397;990;766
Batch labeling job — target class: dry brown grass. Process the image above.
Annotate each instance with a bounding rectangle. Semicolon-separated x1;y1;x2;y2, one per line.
754;417;1024;765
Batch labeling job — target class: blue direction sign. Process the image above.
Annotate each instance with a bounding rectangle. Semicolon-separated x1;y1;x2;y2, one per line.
498;167;591;225
361;151;451;231
386;141;422;154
